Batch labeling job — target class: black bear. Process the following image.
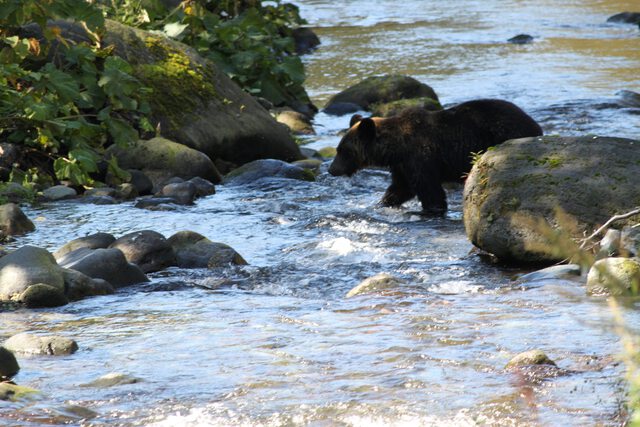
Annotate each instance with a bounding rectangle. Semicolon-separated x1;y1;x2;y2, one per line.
328;99;543;213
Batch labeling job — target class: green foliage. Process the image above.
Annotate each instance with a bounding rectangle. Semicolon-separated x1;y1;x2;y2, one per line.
100;0;310;107
0;0;148;187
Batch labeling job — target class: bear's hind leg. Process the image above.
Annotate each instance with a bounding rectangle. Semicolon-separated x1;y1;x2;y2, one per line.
416;182;448;215
381;172;415;207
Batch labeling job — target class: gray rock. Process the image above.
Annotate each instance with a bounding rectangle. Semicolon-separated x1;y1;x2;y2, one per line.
158;181;197;205
168;231;247;268
187;177;216;197
299;147;323;160
324;75;439;113
0;203;35;237
84;187;117;198
0;347;19;378
117;183;138;200
134;197;179;210
346;273;405;297
58;247;149;288
323;102;362;116
292;27;320;55
598;229;622;258
128;170;153;195
63;269;115;301
54;232;116;260
464;136;640;263
224;159;315;186
80;195;118;205
0;246;65;301
621;227;640;257
518;264;582;282
105;137;222;190
506;350;556;368
42;185;77;201
507;34;534;44
109;231;176;273
273;109;315;135
81;372;141;388
20;283;68;308
617;90;640;108
3;332;78;356
586;257;640;295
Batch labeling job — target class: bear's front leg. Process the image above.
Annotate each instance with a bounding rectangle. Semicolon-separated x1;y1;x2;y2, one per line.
381;171;415;207
416;181;448;215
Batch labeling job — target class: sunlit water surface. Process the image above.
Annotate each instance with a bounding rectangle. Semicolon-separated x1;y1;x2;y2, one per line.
1;0;639;425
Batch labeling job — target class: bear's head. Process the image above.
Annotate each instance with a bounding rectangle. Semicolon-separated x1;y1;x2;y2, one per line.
328;115;377;177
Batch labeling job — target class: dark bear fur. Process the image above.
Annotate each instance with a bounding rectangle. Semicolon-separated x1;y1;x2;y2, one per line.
328;99;543;213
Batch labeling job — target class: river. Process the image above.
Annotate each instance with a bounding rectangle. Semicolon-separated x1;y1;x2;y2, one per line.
1;0;639;425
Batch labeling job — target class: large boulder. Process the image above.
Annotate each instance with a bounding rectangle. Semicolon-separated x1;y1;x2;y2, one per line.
586;257;640;295
464;136;640;263
3;333;78;356
103;20;303;166
0;203;35;237
0;246;65;302
58;247;149;288
54;232;116;260
0;347;19;379
324;75;439;115
109;231;176;273
168;231;247;268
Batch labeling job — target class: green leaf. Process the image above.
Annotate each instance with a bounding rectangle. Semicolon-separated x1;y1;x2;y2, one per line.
163;22;189;39
42;64;80;104
105;117;138;146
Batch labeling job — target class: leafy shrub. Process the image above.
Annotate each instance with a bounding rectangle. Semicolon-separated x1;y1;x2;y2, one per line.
0;0;151;186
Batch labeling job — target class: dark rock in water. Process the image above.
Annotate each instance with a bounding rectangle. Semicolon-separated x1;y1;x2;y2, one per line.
224;159;315;186
3;333;78;356
82;372;141;388
84;187;117;198
63;269;115;301
54;232;116;260
134;197;179;211
0;203;35;237
20;283;69;308
128;170;154;196
508;34;534;44
324;75;439;113
323;102;363;116
158;181;197;205
80;195;118;205
464;136;640;264
617;90;640;107
168;231;247;268
58;247;149;288
0;246;65;301
109;231;176;273
42;185;77;201
187;177;216;197
292;27;320;54
0;346;19;379
506;350;556;368
606;12;640;25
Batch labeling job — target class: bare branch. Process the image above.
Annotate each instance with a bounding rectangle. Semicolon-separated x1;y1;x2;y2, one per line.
579;207;640;249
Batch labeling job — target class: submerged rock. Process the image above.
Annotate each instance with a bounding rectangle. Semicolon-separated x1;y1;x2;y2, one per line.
324;75;439;114
109;231;176;273
158;181;197;205
464;136;640;263
606;12;640;25
63;269;115;301
58;247;149;288
224;159;315;186
0;383;39;401
0;203;35;237
82;372;141;388
506;350;556;368
168;231;247;268
346;273;405;297
4;333;78;356
0;347;19;379
517;264;581;283
586;257;640;295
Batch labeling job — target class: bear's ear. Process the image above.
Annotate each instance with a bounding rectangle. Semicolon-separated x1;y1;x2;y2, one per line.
349;114;363;127
357;117;376;144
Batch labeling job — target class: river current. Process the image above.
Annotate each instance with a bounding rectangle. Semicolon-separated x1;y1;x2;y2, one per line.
1;1;639;426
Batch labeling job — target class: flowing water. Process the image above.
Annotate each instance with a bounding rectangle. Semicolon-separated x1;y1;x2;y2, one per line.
1;1;640;426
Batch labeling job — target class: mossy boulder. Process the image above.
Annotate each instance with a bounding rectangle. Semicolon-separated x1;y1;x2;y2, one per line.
105;137;222;189
19;283;68;308
0;383;39;401
370;97;442;117
586;257;640;295
324;75;439;115
464;136;640;264
103;20;302;165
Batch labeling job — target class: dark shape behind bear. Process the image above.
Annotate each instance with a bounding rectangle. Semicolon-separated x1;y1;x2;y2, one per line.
328;99;543;214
